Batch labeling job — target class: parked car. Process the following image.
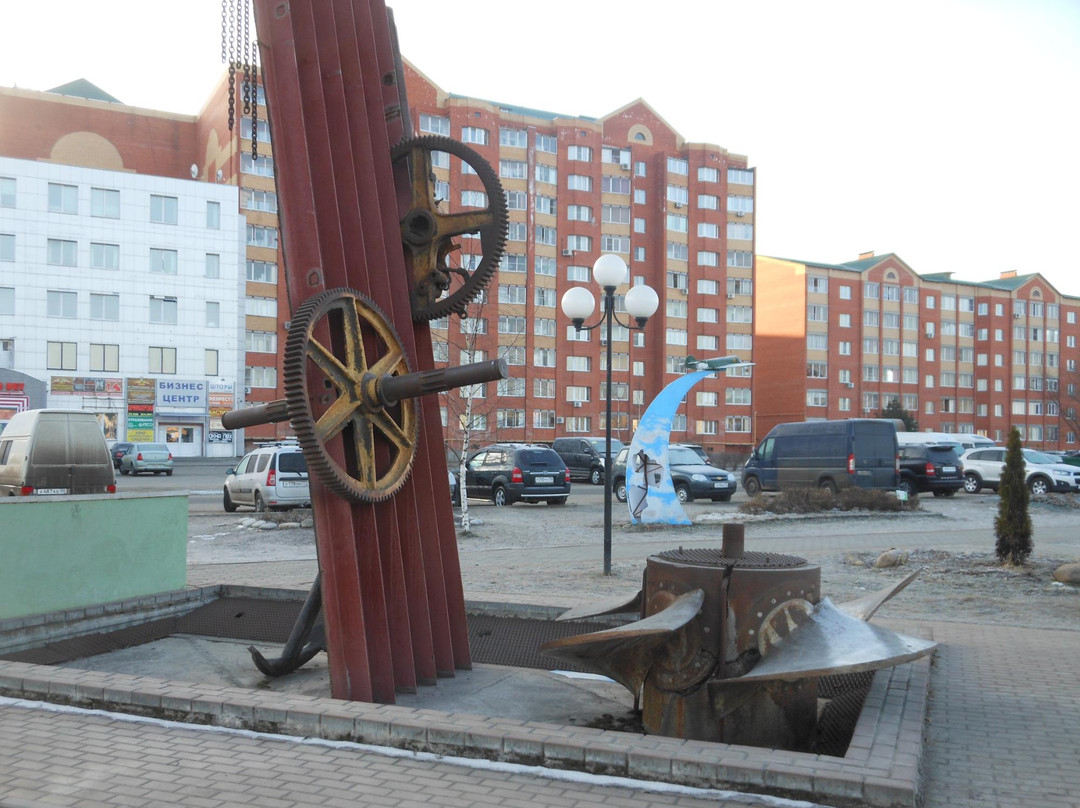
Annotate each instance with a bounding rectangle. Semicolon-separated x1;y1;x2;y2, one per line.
0;409;116;496
551;436;625;485
960;447;1080;495
612;444;737;504
224;442;310;512
110;442;134;470
742;419;898;496
680;443;712;464
463;443;571;506
897;443;964;497
119;443;174;476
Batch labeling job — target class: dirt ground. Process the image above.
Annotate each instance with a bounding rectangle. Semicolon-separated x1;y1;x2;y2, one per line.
188;492;1080;631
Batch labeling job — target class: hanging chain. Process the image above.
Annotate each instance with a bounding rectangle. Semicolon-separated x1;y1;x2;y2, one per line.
221;0;259;160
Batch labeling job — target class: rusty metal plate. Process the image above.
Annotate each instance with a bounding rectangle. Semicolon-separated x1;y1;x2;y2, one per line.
655;547;807;569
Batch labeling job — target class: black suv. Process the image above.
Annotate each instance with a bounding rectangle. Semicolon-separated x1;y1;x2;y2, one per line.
551;436;626;485
611;444;737;504
897;443;964;497
463;443;571;506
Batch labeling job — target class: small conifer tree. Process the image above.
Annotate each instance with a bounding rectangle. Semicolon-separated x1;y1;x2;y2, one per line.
994;426;1033;565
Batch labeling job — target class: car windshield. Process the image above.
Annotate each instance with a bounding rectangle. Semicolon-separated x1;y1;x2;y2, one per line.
587;438;625;453
669;447;706;465
1023;449;1058;465
141;444;168;452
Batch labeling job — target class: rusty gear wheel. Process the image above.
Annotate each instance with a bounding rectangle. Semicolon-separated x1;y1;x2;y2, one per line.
391;135;508;321
284;288;418;503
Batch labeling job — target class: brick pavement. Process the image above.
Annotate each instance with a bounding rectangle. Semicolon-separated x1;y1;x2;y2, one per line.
1;559;1078;807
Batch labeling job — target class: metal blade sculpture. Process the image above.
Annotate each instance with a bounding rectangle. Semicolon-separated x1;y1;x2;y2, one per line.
541;524;935;750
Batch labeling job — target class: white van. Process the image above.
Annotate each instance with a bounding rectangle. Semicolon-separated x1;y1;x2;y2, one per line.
896;431;997;454
0;409;116;496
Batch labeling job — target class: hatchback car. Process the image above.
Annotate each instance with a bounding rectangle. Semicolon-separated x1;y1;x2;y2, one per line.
118;443;174;476
961;447;1080;495
897;443;964;497
110;442;134;470
612;444;737;504
224;443;310;512
463;443;571;506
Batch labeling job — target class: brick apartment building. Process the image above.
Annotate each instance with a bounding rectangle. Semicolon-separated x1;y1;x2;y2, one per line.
755;252;1080;450
403;64;757;459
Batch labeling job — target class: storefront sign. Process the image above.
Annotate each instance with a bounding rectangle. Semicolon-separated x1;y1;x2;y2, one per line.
126;378;156;405
208;391;235;430
156;380;207;410
51;377;122;395
127;413;154;442
208;430;234;443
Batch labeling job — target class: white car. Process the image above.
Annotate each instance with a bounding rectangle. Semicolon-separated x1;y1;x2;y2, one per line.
960;447;1080;495
224;442;310;512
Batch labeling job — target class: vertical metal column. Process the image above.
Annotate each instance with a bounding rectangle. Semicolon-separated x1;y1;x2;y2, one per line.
253;0;471;702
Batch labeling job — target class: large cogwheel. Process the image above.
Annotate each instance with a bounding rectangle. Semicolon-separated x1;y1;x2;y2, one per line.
391;135;508;320
284;288;418;503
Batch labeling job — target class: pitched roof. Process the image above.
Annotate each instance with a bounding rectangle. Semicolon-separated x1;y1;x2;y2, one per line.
46;78;122;104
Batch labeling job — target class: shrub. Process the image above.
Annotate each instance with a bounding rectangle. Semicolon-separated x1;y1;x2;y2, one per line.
738;487;912;515
995;426;1033;565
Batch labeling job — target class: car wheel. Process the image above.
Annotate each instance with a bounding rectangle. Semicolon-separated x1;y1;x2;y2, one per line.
223;488;237;513
131;469;139;477
589;467;603;486
615;479;627;503
492;485;508;507
819;479;838;496
119;468;129;476
942;490;956;497
154;471;162;475
898;478;915;497
254;492;267;513
675;483;691;504
744;476;761;497
711;494;732;502
963;473;981;494
1029;477;1050;496
165;470;173;477
547;497;567;506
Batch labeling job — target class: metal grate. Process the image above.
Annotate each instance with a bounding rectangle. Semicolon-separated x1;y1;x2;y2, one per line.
815;671;875;756
655;547;808;569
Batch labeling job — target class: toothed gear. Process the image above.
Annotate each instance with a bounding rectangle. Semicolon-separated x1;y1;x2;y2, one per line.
391;135;508;320
284;288;418;503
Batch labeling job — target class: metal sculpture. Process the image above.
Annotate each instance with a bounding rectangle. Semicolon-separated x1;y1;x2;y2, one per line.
626;356;751;525
542;524;935;750
222;0;510;702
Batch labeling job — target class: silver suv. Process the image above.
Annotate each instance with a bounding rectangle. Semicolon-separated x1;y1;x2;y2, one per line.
223;442;310;512
960;447;1080;495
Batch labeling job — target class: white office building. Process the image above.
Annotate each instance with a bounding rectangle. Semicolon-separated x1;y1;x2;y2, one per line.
0;156;246;457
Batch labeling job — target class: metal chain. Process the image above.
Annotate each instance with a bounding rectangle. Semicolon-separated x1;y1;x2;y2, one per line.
226;0;236;132
251;37;260;161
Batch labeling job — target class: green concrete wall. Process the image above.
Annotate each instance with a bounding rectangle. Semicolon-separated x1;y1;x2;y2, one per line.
0;493;187;620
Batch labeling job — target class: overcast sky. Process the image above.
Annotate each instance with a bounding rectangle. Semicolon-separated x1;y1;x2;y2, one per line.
2;0;1077;296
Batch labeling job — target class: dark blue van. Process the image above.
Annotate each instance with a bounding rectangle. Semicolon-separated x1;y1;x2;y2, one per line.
742;419;898;496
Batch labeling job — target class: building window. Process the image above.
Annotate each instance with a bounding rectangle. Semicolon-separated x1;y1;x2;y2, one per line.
90;242;119;270
150;194;178;224
0;233;11;262
150;248;178;274
0;177;14;207
206;201;221;229
48;183;78;214
567;234;592;252
698;222;719;239
500;160;528;180
727;168;753;185
728;195;754;214
149;346;177;374
460;126;489;145
47;290;77;318
205;253;221;279
204;349;219;376
47;341;77;370
500;127;527;147
246;224;278;247
150;296;178;325
535;258;556;278
534;133;557;153
90;343;119;373
698;166;720;183
567;144;592;162
247;260;277;283
91;187;120;218
536;195;556;216
667;157;688;175
47;238;77;267
534;348;556;367
567;174;593;192
420;114;449;135
461;189;488;208
726;415;751;432
727;222;753;240
206;301;221;328
89;293;119;321
667;242;689;261
245;365;277;388
241;153;275;177
535;164;557;184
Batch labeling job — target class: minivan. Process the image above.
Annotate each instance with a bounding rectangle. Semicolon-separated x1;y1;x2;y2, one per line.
742;419;898;496
0;409;116;496
896;431;996;454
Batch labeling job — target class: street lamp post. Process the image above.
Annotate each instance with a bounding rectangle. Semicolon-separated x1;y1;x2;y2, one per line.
561;254;658;575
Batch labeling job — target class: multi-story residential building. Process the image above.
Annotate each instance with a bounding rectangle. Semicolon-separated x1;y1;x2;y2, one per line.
405;65;757;458
755;252;1080;450
0;79;289;453
0;153;245;455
